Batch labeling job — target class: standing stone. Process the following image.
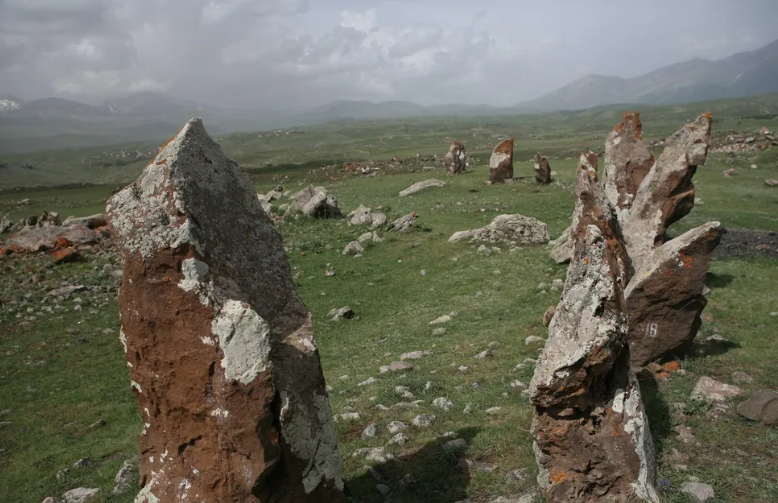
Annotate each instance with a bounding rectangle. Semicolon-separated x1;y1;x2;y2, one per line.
530;165;658;503
579;151;599;174
533;153;552;184
444;141;467;176
489;138;514;183
625;222;723;365
107;119;344;503
622;113;713;267
602;112;655;222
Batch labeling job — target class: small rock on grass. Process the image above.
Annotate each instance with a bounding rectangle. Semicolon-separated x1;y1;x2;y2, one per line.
505;468;527;482
731;371;753;384
737;389;778;425
446;438;468;449
361;423;378;439
432;397;454;411
111;459;136;496
376;484;390;496
681;481;715;502
334;412;360;422
429;315;452;325
387;433;409;446
401;350;431;360
691;376;742;402
387;421;408;434
524;335;545;345
432;327;446;336
485;407;502;415
358;377;378;387
379;361;413;373
62;488;100;503
412;414;436;427
473;349;493;359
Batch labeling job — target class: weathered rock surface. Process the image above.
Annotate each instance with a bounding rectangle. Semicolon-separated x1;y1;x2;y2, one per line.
622;113;713;267
110;459;136;496
444;141;467;176
680;481;715;503
548;226;573;264
286;185;342;219
388;212;417;233
61;488;100;503
449;214;549;245
488;138;514;183
691;376;742;403
624;222;723;365
579;151;599;174
736;390;778;426
6;224;101;252
347;205;386;229
63;214;107;228
399;179;445;197
534;153;552;184
602;112;655;221
530;166;658;503
342;241;364;256
107;119;344;503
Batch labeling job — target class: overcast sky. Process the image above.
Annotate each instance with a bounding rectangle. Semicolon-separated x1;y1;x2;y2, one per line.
1;0;776;109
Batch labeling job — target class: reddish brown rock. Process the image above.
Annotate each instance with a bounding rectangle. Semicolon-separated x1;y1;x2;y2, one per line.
603;112;655;221
623;113;713;267
625;222;723;366
579;151;599;174
107;118;344;503
488;138;514;183
52;247;81;264
737;390;778;426
534;153;553;184
444;141;467;176
6;224;99;252
542;305;556;327
530;166;658;503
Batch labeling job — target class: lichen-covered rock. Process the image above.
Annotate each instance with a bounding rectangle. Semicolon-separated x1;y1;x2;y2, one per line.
399;179;445;197
286;185;342;219
388;212;417;233
622;113;713;267
548;226;573;264
449;214;549;245
489;138;514;183
106;119;344;503
39;211;62;227
625;222;723;365
530;165;658;503
6;224;101;252
534;153;552;184
579;151;599;174
63;214;107;229
602;112;655;222
342;241;364;256
444;141;467;176
347;205;386;229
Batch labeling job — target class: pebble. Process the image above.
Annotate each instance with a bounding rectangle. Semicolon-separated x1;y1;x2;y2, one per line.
73;457;91;468
400;350;431;360
509;380;527;389
394;386;415;399
358;377;378;387
334;412;360;422
524;336;545;345
432;327;446;336
375;484;390;496
505;468;527;482
61;487;100;503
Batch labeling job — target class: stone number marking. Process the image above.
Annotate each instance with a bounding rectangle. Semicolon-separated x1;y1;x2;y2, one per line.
645;322;658;338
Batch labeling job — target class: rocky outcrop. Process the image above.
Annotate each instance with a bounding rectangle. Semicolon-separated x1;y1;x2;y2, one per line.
399;179;446;197
106;119;344;503
622;113;713;267
530;165;658;503
534;153;552;184
488;138;514;183
285;185;342;219
444;142;467;176
625;222;723;366
449;214;549;245
602;112;655;222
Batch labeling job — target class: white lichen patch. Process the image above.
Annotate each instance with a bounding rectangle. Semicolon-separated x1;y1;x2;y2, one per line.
130;379;143;393
622;370;660;503
178;258;209;292
211;300;271;384
210;408;229;419
119;328;128;353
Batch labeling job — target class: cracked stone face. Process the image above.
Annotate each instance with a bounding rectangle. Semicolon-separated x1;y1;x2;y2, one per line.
107;118;344;503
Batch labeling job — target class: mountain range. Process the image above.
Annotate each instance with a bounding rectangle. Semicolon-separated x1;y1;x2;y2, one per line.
1;38;777;155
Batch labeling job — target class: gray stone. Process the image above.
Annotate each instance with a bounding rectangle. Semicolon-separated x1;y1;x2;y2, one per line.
285;185;342;218
401;350;431;360
432;327;446;336
446;438;468;449
387;433;409;446
56;469;70;481
375;484;390;495
399;179;446;197
691;377;742;403
394;386;415;399
737;390;778;425
361;423;378;439
388;213;417;233
380;361;412;373
449;214;549;246
61;488;100;503
342;241;364;256
329;306;355;321
110;459;136;496
334;412;361;422
505;468;527;482
412;414;436;428
548;225;573;264
524;336;545;345
429;315;451;325
731;371;753;384
432;397;454;411
386;421;408;434
485;407;502;415
681;481;715;502
358;377;378;387
47;285;87;298
73;458;91;468
474;349;493;359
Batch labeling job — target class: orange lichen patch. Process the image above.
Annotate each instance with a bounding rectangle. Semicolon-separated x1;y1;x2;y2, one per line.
9;244;24;254
0;247;10;257
52;247;81;264
662;361;681;372
655;372;671;380
156;158;168;166
158;132;179;153
55;237;72;248
493;138;514;155
679;252;693;268
702;111;713;121
622;111;643;138
583;257;590;264
549;468;568;485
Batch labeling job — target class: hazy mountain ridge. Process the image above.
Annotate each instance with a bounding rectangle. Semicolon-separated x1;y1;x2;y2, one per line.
522;38;778;110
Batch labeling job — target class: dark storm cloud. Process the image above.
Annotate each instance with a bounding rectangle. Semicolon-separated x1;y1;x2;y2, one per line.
0;0;776;108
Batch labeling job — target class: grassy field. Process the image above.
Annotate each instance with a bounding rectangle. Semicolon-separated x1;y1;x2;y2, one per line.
1;102;778;503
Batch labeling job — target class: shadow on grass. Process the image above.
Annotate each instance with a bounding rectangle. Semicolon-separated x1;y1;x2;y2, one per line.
345;427;480;503
637;372;672;456
704;272;734;288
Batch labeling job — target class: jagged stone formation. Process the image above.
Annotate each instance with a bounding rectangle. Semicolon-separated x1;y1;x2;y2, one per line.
444;141;467;176
488;138;514;183
107;119;345;503
530;165;659;503
534;152;552;184
603;112;655;222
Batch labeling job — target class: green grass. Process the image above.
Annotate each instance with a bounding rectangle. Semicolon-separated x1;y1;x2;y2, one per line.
1;106;778;502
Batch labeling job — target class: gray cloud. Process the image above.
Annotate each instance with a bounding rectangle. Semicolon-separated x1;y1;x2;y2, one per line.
1;0;776;108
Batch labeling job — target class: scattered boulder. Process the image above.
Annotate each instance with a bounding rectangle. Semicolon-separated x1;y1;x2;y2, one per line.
602;112;655;222
534;153;552;184
488;138;514;183
329;306;355;321
110;459;136;496
106;119;344;502
765;179;778;187
358;231;383;244
548;226;573;264
412;414;436;428
286;185;342;218
5;224;100;253
342;241;364;256
399;179;446;197
380;361;413;373
691;376;742;403
361;423;378;439
348;205;386;229
61;488;100;503
624;222;723;366
432;397;454;411
449;214;549;245
52;247;81;264
444;141;467;176
680;481;715;503
400;350;430;360
736;390;778;425
530;165;659;503
47;285;87;298
388;212;417;233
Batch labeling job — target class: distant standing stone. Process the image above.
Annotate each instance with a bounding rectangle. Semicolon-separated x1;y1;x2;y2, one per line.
534;152;552;184
444;141;467;176
488;138;514;183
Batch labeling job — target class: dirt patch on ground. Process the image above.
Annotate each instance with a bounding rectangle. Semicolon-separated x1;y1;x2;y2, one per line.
713;228;778;260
